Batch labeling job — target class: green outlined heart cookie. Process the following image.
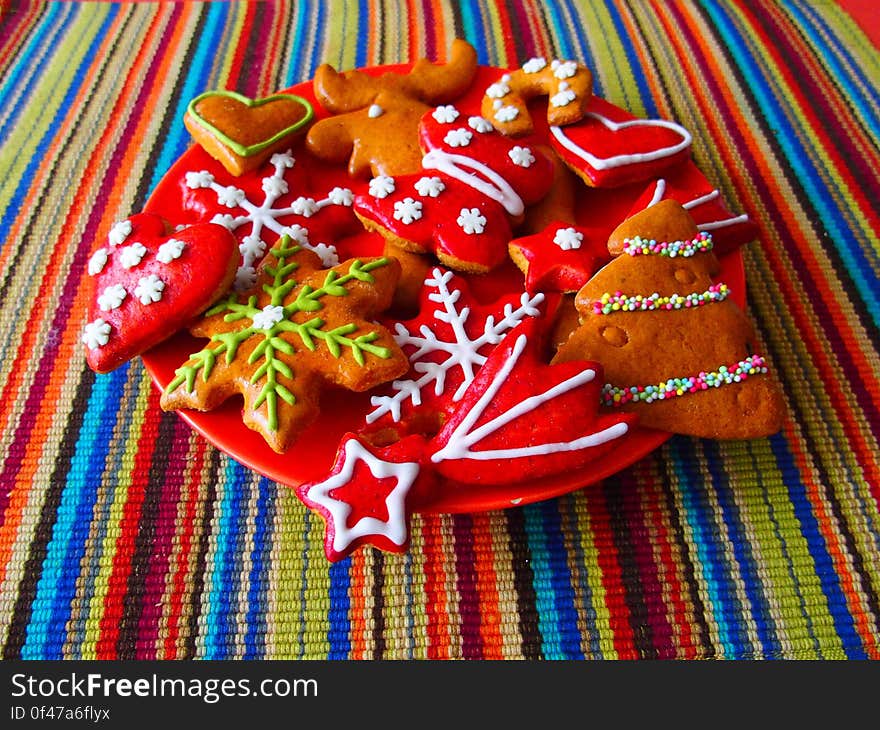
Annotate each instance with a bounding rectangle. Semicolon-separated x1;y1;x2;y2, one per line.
185;90;314;175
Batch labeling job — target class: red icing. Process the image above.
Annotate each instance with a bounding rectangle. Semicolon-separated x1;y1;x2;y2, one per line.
354;106;555;271
429;319;635;485
627;166;759;255
84;213;238;373
296;433;433;562
550;97;693;188
509;220;607;293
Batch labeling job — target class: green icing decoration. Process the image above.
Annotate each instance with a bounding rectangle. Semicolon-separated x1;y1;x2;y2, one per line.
187;90;314;158
166;238;393;431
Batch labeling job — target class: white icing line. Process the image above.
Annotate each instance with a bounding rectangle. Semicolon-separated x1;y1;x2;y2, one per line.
430;333;629;463
549;112;692;171
422;148;524;216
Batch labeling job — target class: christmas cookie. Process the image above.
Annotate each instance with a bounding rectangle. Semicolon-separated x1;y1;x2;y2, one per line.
82;213;238;373
508;221;607;294
553;201;785;439
550;97;692;188
481;57;593;137
184;90;314;176
160;239;408;453
306;39;478;178
180;149;360;291
354;104;555;273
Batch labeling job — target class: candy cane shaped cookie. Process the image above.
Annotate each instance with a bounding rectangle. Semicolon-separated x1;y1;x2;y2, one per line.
481;57;593;137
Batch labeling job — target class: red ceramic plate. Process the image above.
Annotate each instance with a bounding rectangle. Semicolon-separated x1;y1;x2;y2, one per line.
141;65;747;514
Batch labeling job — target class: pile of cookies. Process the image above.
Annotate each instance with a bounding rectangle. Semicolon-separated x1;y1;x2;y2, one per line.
81;40;784;561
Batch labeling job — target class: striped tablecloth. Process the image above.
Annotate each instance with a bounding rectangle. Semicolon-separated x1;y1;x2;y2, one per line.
1;0;878;660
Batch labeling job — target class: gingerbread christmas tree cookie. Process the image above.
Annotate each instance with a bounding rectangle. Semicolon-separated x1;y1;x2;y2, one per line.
553;201;784;439
160;238;408;453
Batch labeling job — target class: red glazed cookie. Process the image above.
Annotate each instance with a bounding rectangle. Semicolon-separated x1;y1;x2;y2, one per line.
429;319;634;485
184;90;314;176
82;213;238;373
354;105;555;273
549;97;693;188
160;239;408;453
508;221;607;294
553;202;785;439
480;57;593;137
306;39;478;178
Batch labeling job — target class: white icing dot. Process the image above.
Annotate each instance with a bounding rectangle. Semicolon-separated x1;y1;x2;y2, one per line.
432;105;460;124
327;187;354;206
270;151;295;168
550;88;576;107
368;104;384;118
414;176;445;198
522;57;547;74
82;318;111;349
443;128;473;148
508;146;535;167
252;304;285;330
217;185;246;207
494;105;519;123
457;207;487;235
236;265;258;291
211;213;236;230
310;242;340;267
88;248;109;276
291;197;318;217
239;235;266;260
280;223;309;244
369;175;396;198
393;197;423;224
468;116;494;133
156;238;185;263
553;60;578;79
184;170;214;189
134;274;165;305
97;283;127;311
553;227;583;251
262;175;288;196
118;242;147;269
108;220;132;246
485;81;510;99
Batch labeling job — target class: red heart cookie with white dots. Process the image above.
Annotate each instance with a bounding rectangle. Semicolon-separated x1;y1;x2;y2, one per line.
82;212;238;373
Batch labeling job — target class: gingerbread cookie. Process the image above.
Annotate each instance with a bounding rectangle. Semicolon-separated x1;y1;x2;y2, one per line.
481;57;593;137
354;104;555;273
160;238;408;453
306;39;478;178
184;90;314;176
553;202;785;439
82;213;238;373
549;97;692;188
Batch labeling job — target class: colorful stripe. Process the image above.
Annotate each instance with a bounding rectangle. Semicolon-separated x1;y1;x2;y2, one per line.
0;0;877;659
